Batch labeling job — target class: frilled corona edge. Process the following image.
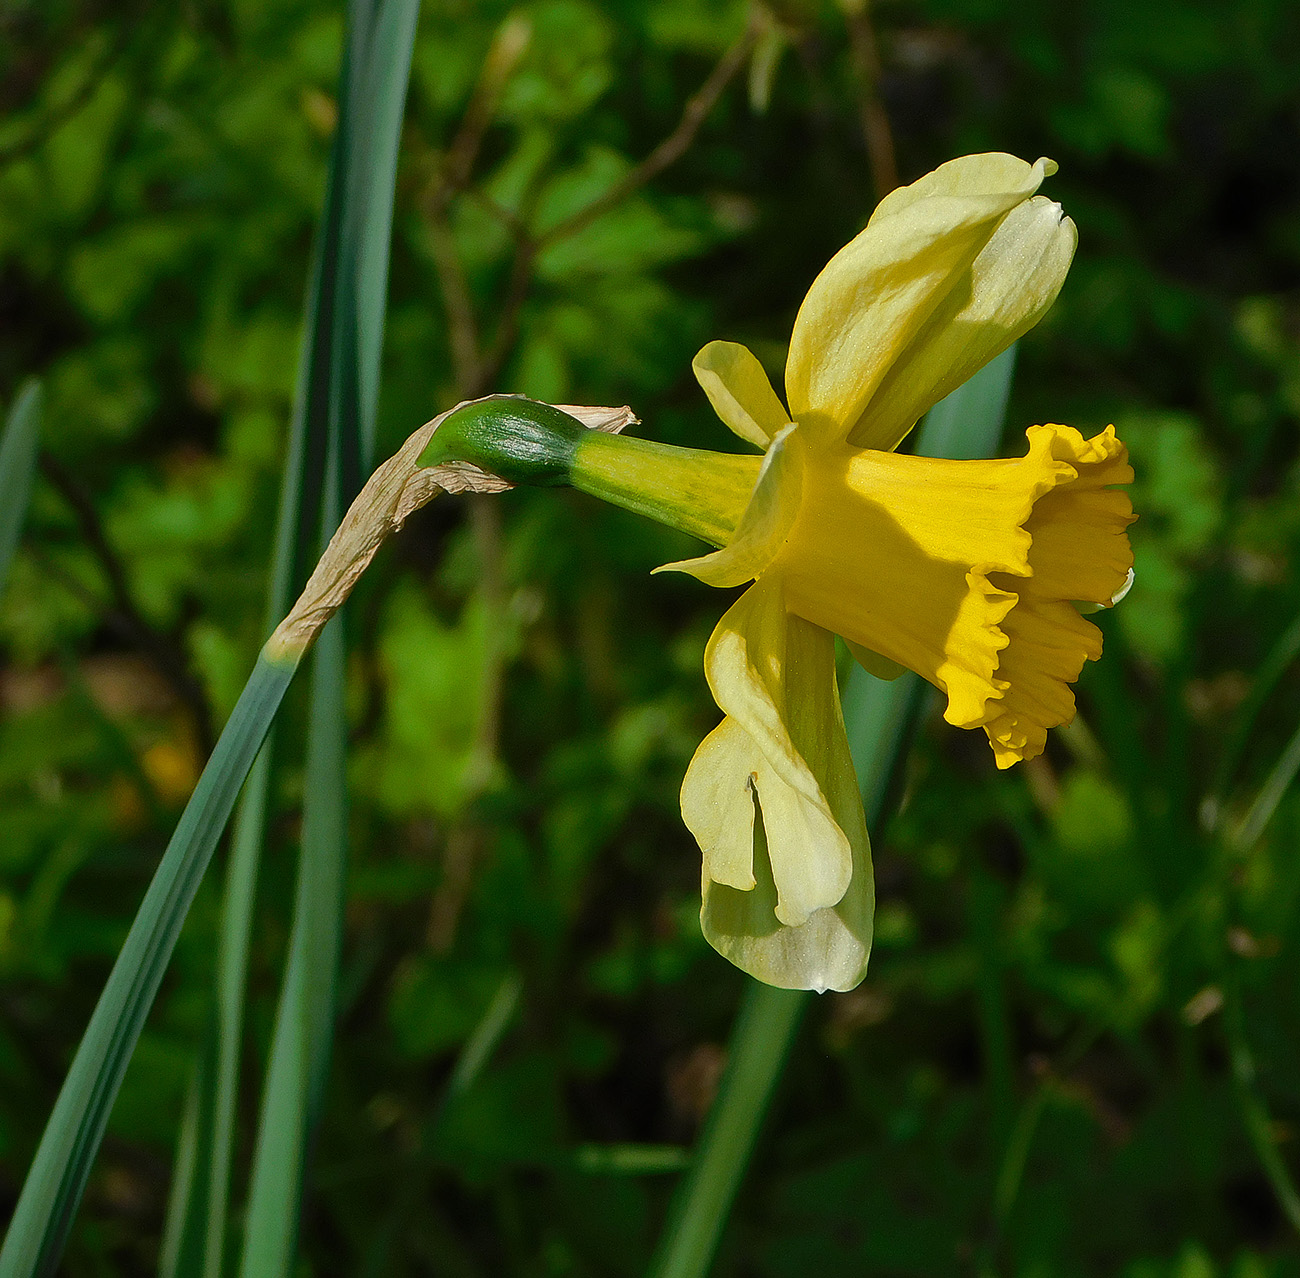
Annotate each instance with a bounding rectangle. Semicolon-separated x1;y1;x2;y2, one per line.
979;425;1135;765
773;422;1135;766
265;398;635;659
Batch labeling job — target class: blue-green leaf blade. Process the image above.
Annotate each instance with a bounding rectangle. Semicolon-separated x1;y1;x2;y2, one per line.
235;2;421;1273
0;650;299;1278
0;378;43;597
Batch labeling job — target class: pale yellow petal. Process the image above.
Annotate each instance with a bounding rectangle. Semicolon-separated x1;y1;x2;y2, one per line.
700;786;874;993
655;424;802;588
785;154;1056;444
871;152;1057;221
692;341;791;449
697;580;853;924
681;581;873;989
680;716;758;892
847;196;1078;452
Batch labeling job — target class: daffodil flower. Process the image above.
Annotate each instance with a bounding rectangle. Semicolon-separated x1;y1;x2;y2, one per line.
425;152;1135;994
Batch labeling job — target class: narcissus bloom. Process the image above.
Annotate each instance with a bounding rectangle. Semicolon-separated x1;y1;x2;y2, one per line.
648;154;1134;992
427;152;1135;995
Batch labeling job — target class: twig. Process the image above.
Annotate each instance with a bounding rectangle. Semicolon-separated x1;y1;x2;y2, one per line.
843;0;898;199
0;27;130;168
39;454;215;752
465;494;506;788
426;218;483;394
428;16;532;216
536;21;760;250
420;18;534;396
464;186;529;239
475;236;538;396
477;20;759;392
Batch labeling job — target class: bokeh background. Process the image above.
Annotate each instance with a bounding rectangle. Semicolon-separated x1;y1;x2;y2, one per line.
4;0;1300;1273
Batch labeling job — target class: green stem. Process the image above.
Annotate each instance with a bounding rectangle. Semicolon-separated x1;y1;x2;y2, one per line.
204;738;276;1277
970;871;1014;1150
570;431;759;549
647;984;805;1278
1225;976;1300;1238
420;396;762;550
0;647;299;1278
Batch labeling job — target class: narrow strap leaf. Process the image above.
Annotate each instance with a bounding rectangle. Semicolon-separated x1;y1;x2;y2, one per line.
0;378;43;597
0;649;300;1278
234;2;421;1273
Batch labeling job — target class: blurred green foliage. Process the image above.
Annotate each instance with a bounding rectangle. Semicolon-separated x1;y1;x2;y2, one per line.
3;0;1300;1273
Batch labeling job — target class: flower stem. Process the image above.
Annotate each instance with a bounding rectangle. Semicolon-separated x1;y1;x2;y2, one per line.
1225;973;1300;1238
646;983;805;1278
420;394;762;548
570;430;758;549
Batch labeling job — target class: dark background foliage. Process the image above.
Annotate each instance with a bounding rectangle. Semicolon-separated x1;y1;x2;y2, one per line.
4;0;1300;1273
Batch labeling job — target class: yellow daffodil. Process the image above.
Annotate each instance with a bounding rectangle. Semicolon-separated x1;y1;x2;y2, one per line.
582;153;1134;993
425;152;1135;995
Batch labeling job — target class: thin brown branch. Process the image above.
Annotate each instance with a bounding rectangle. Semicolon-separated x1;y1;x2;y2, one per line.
450;18;532;202
474;236;537;396
0;27;129;168
426;492;506;951
427;824;482;952
39;454;215;752
844;0;898;199
465;494;506;784
430;16;532;216
477;20;759;393
420;17;535;398
537;21;760;250
426;217;483;394
464;186;528;240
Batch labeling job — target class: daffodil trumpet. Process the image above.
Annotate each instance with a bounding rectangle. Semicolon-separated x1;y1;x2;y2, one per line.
428;153;1135;995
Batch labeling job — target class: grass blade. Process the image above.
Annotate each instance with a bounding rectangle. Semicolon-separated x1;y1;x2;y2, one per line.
447;972;523;1098
646;345;1020;1278
1231;716;1300;852
1224;975;1300;1239
238;619;349;1278
0;378;42;596
159;103;352;1278
350;0;421;468
165;104;357;1278
915;344;1016;462
159;1049;212;1278
158;743;279;1278
1213;608;1300;813
0;647;300;1278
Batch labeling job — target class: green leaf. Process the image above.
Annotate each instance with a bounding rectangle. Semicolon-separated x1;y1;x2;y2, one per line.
153;0;424;1269
0;648;299;1278
239;619;348;1278
0;379;42;598
235;2;422;1275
